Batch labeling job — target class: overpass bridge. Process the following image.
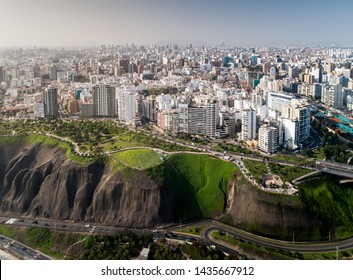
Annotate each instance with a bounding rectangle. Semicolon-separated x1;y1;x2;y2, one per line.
316;160;353;179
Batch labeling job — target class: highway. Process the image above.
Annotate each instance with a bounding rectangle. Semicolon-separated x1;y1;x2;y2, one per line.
316;160;353;179
202;224;353;253
0;234;50;260
3;216;353;258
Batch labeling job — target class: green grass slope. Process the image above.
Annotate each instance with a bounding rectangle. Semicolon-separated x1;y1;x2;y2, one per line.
111;148;162;169
148;154;237;220
299;176;353;240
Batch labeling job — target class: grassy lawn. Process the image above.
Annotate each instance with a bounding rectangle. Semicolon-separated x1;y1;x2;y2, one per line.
0;134;97;164
112;148;163;169
180;226;205;236
242;159;268;183
268;163;312;182
299;176;353;240
0;119;192;155
272;154;304;163
148;154;237;219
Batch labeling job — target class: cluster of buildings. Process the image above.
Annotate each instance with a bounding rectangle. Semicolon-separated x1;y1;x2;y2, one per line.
1;45;353;153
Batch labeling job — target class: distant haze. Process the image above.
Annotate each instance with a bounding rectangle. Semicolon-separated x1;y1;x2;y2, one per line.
1;0;353;47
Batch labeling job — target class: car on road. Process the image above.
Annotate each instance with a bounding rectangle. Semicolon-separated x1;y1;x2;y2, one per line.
32;220;38;224
22;247;27;250
85;224;90;228
44;223;49;226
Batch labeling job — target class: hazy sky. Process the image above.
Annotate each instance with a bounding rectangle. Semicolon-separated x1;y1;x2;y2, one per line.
1;0;353;47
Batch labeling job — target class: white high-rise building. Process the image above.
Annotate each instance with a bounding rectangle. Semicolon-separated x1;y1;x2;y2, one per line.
347;95;353;111
258;125;278;154
116;88;136;123
282;104;310;144
282;118;299;150
93;84;116;117
241;109;256;141
329;84;343;109
266;91;295;112
206;100;218;137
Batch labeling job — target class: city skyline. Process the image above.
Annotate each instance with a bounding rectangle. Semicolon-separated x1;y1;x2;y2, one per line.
1;0;353;48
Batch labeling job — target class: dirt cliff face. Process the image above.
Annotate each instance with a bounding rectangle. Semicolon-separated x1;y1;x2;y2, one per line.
0;142;329;239
227;176;330;241
0;143;170;228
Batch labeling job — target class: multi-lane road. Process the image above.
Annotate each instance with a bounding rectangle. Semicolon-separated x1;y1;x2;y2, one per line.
2;216;353;260
0;234;50;260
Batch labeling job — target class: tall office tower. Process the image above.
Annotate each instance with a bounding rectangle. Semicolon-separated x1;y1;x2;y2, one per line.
116;88;136;123
128;63;137;74
282;104;310;144
50;65;58;80
118;59;129;73
258;125;278;154
92;84;116;117
312;84;322;100
288;66;301;79
33;66;41;78
143;96;157;122
0;66;4;83
43;86;58;117
241;109;256;141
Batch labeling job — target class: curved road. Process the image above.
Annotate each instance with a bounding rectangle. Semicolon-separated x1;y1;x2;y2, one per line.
2;217;353;258
202;224;353;253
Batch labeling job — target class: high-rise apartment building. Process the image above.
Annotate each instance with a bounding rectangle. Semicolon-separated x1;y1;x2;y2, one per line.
266;91;295;112
329;84;343;109
93;84;116;117
258;125;278;154
206;100;218;137
116;88;136;123
188;106;207;135
282;104;310;143
241;109;256;141
282;118;299;150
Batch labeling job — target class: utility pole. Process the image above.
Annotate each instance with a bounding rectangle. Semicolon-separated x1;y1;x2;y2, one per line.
336;246;339;260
